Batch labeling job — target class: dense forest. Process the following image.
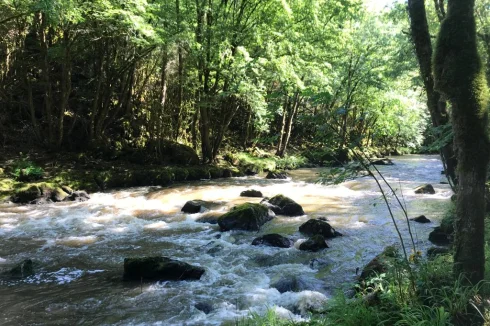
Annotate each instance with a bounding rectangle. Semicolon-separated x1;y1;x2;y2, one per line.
2;0;490;325
0;0;433;163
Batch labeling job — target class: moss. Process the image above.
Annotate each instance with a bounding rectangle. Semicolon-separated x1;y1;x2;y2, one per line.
171;167;189;181
187;167;211;180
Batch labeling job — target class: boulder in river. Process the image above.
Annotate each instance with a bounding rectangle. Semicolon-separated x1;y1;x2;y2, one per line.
410;215;431;223
263;195;305;216
218;203;275;231
181;200;221;213
51;187;69;202
123;256;204;281
272;276;310;293
8;259;35;278
65;190;90;202
266;171;289;179
12;185;42;204
195;302;213;314
371;158;394;166
251;234;294;248
240;189;263;198
414;184;435;194
299;218;342;238
358;246;398;285
428;227;452;245
196;212;220;224
299;235;329;252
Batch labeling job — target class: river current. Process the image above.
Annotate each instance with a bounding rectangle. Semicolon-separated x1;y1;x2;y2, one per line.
0;155;451;325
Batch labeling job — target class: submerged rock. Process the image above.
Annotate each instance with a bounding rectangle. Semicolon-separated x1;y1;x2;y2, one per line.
123;256;204;281
66;190;90;202
371;158;394;166
299;219;342;238
411;215;431;223
181;200;221;214
266;171;289;179
272;276;310;293
195;302;213;314
414;184;435;194
262;195;304;216
8;259;35;278
218;203;274;231
240;189;263;198
299;235;329;252
251;234;294;248
196;212;220;224
428;227;452;245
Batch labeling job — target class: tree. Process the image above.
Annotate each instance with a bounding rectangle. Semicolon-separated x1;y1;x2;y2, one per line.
434;0;490;284
407;0;458;187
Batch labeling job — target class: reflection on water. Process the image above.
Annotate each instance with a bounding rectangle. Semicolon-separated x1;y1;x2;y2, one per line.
0;155;451;325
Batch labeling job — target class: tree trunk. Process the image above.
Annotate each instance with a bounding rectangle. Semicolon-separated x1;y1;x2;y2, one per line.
434;0;490;284
277;92;300;157
408;0;458;186
276;95;289;156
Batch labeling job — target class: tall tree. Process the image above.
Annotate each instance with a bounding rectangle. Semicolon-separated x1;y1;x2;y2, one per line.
407;0;458;187
434;0;490;284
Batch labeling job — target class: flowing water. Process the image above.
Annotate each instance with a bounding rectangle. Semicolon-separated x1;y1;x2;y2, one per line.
0;155;451;325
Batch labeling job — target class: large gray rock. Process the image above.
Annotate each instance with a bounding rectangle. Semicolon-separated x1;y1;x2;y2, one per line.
218;203;275;231
262;195;305;216
299;218;342;238
123;256;204;281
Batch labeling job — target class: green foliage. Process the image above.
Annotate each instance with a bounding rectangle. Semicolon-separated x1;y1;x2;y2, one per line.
227;152;308;173
10;159;44;182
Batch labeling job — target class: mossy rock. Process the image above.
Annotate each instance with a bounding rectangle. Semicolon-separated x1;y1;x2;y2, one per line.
172;167;190;181
160;141;200;165
123;256;204;281
218;203;275;231
12;185;42;203
358;246;398;285
51;187;69;202
209;167;224;179
187;167;211;181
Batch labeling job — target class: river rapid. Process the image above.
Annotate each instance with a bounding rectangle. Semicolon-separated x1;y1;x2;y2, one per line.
0;155;451;325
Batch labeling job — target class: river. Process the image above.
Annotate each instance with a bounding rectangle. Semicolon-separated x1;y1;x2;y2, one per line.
0;155;451;325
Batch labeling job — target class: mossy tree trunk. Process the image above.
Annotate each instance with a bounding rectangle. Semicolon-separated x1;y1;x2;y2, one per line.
434;0;490;284
408;0;458;187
